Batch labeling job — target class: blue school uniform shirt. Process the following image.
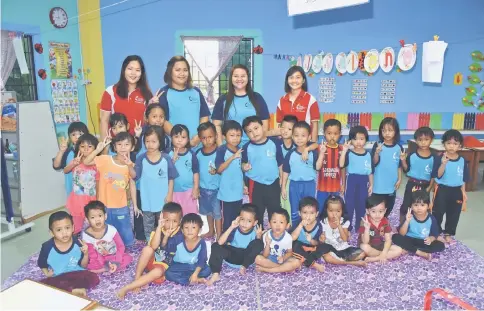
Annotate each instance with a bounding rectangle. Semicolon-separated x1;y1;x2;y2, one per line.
215;145;243;202
134;153;179;212
152;229;184;264
283;149;319;181
406;214;439;239
173;239;208;268
227;227;257;248
242;138;283;185
343;150;374;175
212;93;270;146
53;147;74;195
37;237;85;276
296;222;323;244
159;86;210;142
169;149;199;192
433;155;470;187
280;141;296;159
404;151;436;181
196;148;220;190
372;143;403;194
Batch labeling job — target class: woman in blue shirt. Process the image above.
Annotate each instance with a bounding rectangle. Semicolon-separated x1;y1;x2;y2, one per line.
211;65;270;146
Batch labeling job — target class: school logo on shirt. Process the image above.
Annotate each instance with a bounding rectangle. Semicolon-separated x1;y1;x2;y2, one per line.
134;96;145;104
188;96;199;103
420;227;429;238
457;166;463;177
68;256;79;268
295;103;306;112
158;168;166;177
392;151;400;162
244;102;250;107
424;164;432;175
185;160;192;172
364;160;372;173
266;149;275;158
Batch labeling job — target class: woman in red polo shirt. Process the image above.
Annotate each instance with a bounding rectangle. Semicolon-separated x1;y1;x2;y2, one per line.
276;66;320;142
99;55;154;141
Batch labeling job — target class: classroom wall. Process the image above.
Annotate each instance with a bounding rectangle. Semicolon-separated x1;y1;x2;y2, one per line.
99;0;483;115
1;0;86;137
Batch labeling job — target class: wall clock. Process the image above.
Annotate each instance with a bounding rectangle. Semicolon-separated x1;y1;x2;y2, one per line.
49;7;68;29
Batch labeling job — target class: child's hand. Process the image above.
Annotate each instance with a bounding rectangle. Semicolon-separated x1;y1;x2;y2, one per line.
377;254;388;264
134;119;142;138
59;137;68;152
342;139;351;151
158;216;166;230
405;208;413;222
44;268;54;277
305;232;312;242
231;216;240;229
255;224;263;239
165;221;177;236
242;162;252;172
148;89;163;104
277;256;284;264
190;135;200;148
264;232;272;245
189;272;199;285
361;215;370;230
121;153;134;167
281;188;288;200
400;149;407;161
463;191;467;202
97;134;112;152
319;142;327;154
424;236;435;245
191;188;200;200
367;184;373;195
441;152;449;165
394;179;401;190
71;151;82;167
375;143;383;154
301;148;309;162
319;232;326;243
172;148;180;162
425;186;432;193
243;186;249;195
165;193;173;203
108;262;117;274
79;240;88;255
233;149;243;159
134;206;143;217
340;184;345;196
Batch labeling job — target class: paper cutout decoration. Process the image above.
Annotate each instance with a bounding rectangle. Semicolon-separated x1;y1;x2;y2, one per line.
335;52;347;75
454;73;463;85
364;49;380;73
311;54;323;73
397;44;417;71
38;69;47;80
379;47;395;73
253;45;263;54
469;63;482;72
322;53;334;74
34;43;43;54
468;74;481;85
471;50;484;62
303;54;313;73
358;51;367;73
289;56;297;67
466;86;477;97
319;77;336;103
422;40;447;83
296;54;303;67
346;51;358;74
380;79;396;104
351;79;367;104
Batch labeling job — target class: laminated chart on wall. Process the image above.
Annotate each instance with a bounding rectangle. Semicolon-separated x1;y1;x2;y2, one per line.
380;79;397;104
51;79;81;124
351;79;368;104
49;42;73;79
319;77;336;103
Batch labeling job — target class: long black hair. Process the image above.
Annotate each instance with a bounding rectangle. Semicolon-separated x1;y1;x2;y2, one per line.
224;64;259;119
284;66;308;93
115;55;153;103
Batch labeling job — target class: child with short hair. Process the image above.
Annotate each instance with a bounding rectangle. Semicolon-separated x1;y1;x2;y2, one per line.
255;208;301;273
165;213;212;285
135;104;170;155
359;195;402;263
432;129;470;243
53;121;89;196
215;120;244;231
135;125;178;240
340;126;374;232
291;197;332;272
400;127;437;224
196;122;221;239
107;113;130;155
392;190;445;260
64;134;99;235
242;115;283;227
83;132;139;246
317;119;345;213
371;117;404;217
117;203;183;299
207;204;264;285
281;121;323;227
38;211;99;296
82;201;132;273
170;124;200;215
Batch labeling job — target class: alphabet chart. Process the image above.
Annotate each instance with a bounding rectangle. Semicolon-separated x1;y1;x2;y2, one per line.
319;77;336;103
380;79;397;104
351;79;368;104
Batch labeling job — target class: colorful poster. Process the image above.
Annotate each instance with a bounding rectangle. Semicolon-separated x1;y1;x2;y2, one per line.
51;79;80;124
319;77;336;103
380;79;397;104
1;91;17;131
49;42;73;79
351;79;367;104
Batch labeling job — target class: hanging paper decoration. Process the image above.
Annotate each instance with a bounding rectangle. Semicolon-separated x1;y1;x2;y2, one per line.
38;69;47;80
468;74;481;84
469;63;482;72
346;51;358;74
302;54;313;73
464;50;484;110
379;47;395;73
358;51;367;73
471;50;484;62
397;44;417;71
34;43;44;54
322;53;333;74
335;52;347;75
296;54;303;67
289;55;297;67
364;49;380;74
253;45;263;54
311;54;323;73
454;73;463;85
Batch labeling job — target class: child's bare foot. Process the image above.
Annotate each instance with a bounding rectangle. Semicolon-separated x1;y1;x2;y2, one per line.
444;235;453;243
312;262;325;272
239;266;247;275
201;232;214;239
255;265;267;273
206;273;220;286
72;288;87;297
196;278;207;284
116;288;128;300
353;261;368;267
364;256;380;263
437;236;446;243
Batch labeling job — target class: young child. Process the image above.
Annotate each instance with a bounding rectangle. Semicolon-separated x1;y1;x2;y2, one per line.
83;132;139;246
135;104;170;155
82;201;132;273
255;208;301;273
38;211;99;296
291;197;332;272
340;126;374;232
359;195;402;263
281;121;322;227
165;213;212;285
196;122;221;239
108;113;130;155
170;124;200;215
392;190;445;260
135;125;178;240
317;119;345;213
320;195;366;267
371;117;404;218
53;121;88;196
64;134;99;235
117;203;184;299
400;127;437;224
242;116;283;227
432;129;469;243
207;204;263;285
215;120;244;231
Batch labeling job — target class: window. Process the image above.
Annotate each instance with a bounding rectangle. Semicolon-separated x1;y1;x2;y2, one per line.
184;38;254;106
5;35;38;102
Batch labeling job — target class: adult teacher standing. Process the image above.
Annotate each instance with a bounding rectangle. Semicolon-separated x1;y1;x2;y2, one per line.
211;64;270;146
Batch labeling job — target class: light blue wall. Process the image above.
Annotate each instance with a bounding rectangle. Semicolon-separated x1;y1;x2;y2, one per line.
100;0;484;114
1;0;86;136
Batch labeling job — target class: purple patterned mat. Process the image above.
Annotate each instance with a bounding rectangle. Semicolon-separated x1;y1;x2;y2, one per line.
3;198;484;310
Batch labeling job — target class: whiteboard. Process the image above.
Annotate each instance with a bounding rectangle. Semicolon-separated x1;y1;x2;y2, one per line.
18;101;66;219
287;0;369;16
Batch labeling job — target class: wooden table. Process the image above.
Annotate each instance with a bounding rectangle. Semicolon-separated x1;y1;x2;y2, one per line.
469;147;484;189
407;140;478;192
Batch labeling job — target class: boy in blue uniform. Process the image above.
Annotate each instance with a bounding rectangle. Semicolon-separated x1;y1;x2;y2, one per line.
215;121;244;231
432;129;470;243
196;122;221;239
38;211;99;296
207;204;263;285
242;116;284;227
165;213;211;285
